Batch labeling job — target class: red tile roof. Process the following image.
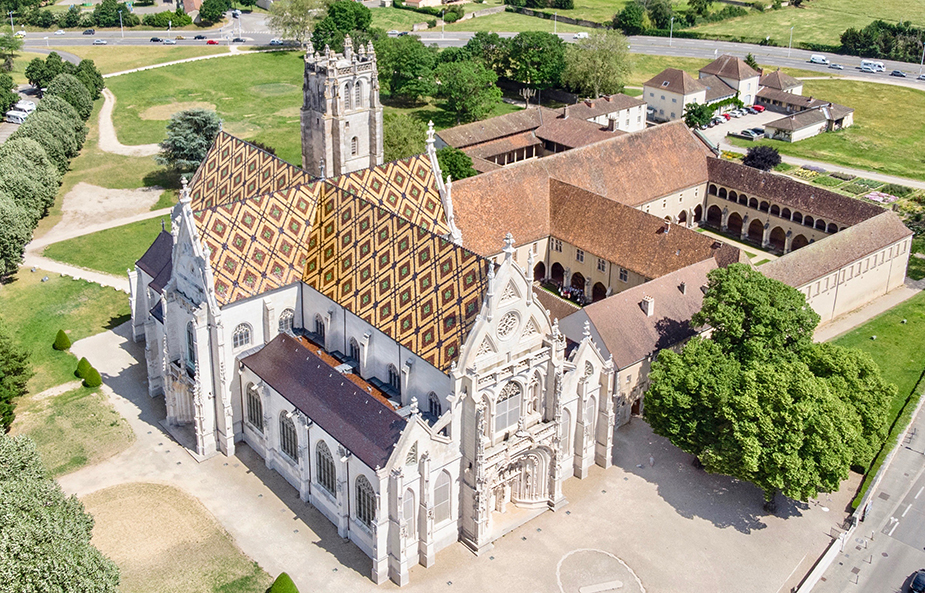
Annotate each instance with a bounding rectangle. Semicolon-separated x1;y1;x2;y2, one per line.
699;54;760;81
643;68;705;96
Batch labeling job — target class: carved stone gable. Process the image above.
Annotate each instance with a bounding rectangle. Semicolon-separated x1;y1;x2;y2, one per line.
476;336;495;358
500;281;519;304
521;317;539;338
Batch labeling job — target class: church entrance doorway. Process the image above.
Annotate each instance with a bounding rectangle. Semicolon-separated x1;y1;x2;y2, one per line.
694;204;703;223
551;262;564;285
533;261;546;282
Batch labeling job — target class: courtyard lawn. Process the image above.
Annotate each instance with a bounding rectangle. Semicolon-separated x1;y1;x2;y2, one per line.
50;45;231;75
442;10;597;33
42;216;171;277
691;0;925;48
729;80;925;181
83;483;273;593
831;291;925;506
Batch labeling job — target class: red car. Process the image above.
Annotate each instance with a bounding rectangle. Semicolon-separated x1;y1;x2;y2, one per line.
206;39;219;44
721;113;731;120
752;104;765;112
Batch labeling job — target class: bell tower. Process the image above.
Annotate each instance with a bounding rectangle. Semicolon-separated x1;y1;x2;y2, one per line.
300;37;384;178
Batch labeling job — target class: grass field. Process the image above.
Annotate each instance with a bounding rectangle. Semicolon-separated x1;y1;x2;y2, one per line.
43;216;171;277
371;6;431;31
692;0;925;48
442;10;597;32
50;45;231;75
729;80;925;181
0;270;130;394
625;54;829;86
84;483;273;593
910;237;925;281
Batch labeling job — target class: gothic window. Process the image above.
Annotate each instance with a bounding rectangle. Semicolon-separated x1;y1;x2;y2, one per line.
186;321;196;371
433;470;451;524
349;338;360;363
232;323;252;349
428;392;441;417
388;364;401;393
351;136;358;156
403;488;416;539
355;81;363;108
495;382;522;433
575;249;584;263
246;383;263;433
278;308;294;334
528;375;541;414
356;475;376;527
619;268;628;282
497;312;518;339
314;315;325;340
344;84;352;110
279;413;298;461
561;408;572;456
316;441;336;496
597;258;606;272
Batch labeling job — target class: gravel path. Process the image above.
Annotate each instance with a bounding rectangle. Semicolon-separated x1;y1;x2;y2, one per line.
98;89;160;157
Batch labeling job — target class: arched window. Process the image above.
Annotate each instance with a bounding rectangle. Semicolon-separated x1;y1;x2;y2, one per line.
278;308;294;334
388;364;401;393
356;475;376;527
232;323;252;349
495;382;522;433
351;136;358;156
349;338;360;363
186;321;196;371
403;488;416;539
279;413;298;461
316;441;336;496
344;84;352;110
355;81;363;108
314;315;325;341
246;383;263;433
428;392;441;417
561;408;571;456
433;470;451;524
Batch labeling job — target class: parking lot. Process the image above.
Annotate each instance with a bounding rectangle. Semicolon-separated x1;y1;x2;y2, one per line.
698;108;786;149
0;87;40;144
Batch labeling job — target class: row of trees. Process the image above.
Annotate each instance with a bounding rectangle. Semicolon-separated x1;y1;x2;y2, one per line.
614;0;748;36
19;0;228;29
0;52;103;277
840;20;925;63
645;264;894;507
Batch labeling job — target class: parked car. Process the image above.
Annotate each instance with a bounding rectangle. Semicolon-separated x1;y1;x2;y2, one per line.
746;107;758;114
206;39;219;44
891;70;907;77
194;34;206;39
829;63;844;70
387;30;399;37
232;37;245;43
721;113;731;120
910;569;925;593
54;29;65;35
749;127;764;135
92;39;107;45
731;110;744;118
82;28;95;35
397;31;409;36
150;36;162;42
14;30;25;37
740;129;759;139
809;54;829;65
752;104;765;112
15;100;35;113
163;38;177;44
711;117;724;126
573;32;589;39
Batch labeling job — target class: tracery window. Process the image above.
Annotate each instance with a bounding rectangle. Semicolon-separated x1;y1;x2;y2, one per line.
351;136;358;156
428;392;441;417
355;81;363;108
186;321;196;371
232;323;252;349
314;315;325;340
356;475;376;527
316;441;336;496
495;382;522;433
246;383;263;433
388;364;401;393
278;308;294;334
433;470;451;524
349;338;360;363
279;413;298;461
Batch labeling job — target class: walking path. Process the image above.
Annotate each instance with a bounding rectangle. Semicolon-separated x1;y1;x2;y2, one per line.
98;89;160;157
814;280;923;343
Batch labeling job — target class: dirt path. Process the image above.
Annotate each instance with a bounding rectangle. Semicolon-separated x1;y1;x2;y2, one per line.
98;89;160;157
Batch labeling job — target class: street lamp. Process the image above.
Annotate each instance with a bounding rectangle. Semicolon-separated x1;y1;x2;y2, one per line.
669;16;674;47
788;26;794;58
554;11;557;35
168;19;172;38
8;11;13;33
118;9;123;38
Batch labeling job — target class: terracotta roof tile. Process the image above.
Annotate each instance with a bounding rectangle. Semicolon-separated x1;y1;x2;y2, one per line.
563;94;646;120
462;130;541;161
533;116;624;149
699;74;736;102
436;108;556;148
699;54;761;81
765;109;828;131
756;87;828;110
643;68;705;95
759;69;801;91
533;285;581;323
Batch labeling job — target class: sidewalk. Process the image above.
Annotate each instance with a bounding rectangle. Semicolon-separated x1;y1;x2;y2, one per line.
813;282;923;342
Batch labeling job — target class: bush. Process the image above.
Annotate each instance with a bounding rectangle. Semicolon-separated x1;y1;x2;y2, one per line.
751;0;768;10
45;73;93;120
841;183;869;195
142;9;193;28
830;171;855;181
53;329;71;351
881;183;914;198
267;573;299;593
82;366;102;388
75;357;91;378
855;178;884;189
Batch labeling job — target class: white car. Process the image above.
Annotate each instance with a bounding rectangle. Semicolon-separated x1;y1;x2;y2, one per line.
54;29;65;35
163;38;177;45
573;32;589;39
269;39;283;45
14;30;25;37
93;39;107;45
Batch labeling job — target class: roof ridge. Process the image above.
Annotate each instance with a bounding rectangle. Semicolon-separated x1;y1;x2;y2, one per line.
193;179;321;214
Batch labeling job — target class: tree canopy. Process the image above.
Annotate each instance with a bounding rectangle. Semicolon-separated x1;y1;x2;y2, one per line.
644;263;893;505
46;73;93;120
157;109;222;174
0;191;31;278
743;145;782;171
268;0;326;47
374;35;436;103
198;0;229;23
0;319;31;431
463;31;509;76
435;60;501;124
0;434;120;590
613;2;648;35
383;113;426;162
436;146;476;182
563;29;632;99
683;102;714;128
506;31;566;90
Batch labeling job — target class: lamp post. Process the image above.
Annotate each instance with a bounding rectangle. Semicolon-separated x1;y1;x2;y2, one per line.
788;26;794;58
669;16;674;47
168;20;172;39
8;11;13;33
554;11;557;35
118;9;123;38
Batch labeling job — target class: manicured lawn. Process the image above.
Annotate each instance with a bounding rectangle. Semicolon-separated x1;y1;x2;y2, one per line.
832;291;925;506
83;483;273;593
50;45;231;75
910;236;925;281
371;6;430;31
729;80;925;181
691;0;925;48
442;10;597;32
0;269;130;394
43;215;171;277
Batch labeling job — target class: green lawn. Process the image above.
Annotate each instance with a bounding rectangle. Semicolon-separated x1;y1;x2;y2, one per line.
43;216;171;277
832;292;925;506
50;45;231;75
692;0;925;48
442;10;597;32
371;6;430;31
625;54;829;87
729;80;925;182
910;236;925;281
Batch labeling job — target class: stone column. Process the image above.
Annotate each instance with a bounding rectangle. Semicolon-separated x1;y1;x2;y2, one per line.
740;214;749;242
762;222;771;249
721;207;729;231
784;230;793;254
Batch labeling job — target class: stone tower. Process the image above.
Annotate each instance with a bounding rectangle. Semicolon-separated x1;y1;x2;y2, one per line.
301;37;384;178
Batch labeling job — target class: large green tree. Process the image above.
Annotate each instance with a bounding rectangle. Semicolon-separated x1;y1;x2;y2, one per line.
198;0;229;23
0;138;61;214
688;0;712;16
682;101;714;128
0;32;22;71
157;108;223;173
0;319;31;431
0;434;120;590
36;94;88;146
374;35;436;104
435;60;501;124
506;31;566;90
75;59;105;100
436;146;476;182
562;29;632;99
0;191;31;278
644;263;892;507
267;0;326;47
613;2;648;35
383;113;426;162
463;31;509;76
45;73;92;120
0;73;16;114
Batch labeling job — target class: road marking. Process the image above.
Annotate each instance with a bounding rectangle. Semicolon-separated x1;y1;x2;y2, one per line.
903;504;913;517
556;549;645;593
579;581;624;593
889;520;900;536
916;486;924;500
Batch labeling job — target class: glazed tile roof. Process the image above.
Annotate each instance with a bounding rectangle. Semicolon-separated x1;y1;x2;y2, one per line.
699;55;760;81
760;211;911;287
707;158;883;226
188;132;312;211
241;333;406;469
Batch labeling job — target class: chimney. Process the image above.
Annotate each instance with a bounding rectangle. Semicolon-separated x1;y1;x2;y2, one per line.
641;295;654;317
664;220;671;234
562;105;569;119
679;281;687;294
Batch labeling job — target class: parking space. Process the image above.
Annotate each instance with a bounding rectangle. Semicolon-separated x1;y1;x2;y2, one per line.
1;87;41;145
699;109;785;148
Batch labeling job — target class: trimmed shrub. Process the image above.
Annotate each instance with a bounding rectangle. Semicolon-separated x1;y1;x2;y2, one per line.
267;573;299;593
83;366;102;388
53;329;71;351
45;73;93;120
75;357;92;378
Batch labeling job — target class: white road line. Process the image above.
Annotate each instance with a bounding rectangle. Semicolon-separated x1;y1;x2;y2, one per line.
916;486;924;499
903;504;912;517
889;520;900;536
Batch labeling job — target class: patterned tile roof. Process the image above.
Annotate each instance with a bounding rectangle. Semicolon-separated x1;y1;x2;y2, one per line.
188;132;312;211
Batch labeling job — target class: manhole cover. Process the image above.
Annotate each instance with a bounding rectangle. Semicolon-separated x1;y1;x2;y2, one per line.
879;492;891;501
882;552;889;557
851;567;861;575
